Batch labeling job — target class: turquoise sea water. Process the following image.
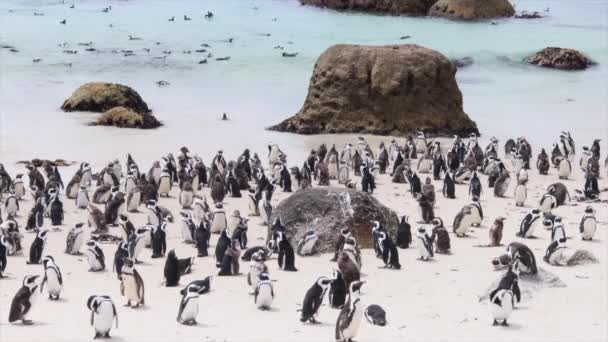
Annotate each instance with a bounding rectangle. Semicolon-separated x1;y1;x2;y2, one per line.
0;0;606;167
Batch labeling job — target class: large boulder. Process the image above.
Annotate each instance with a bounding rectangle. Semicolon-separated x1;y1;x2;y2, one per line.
96;106;161;129
270;187;399;253
61;82;150;114
428;0;515;20
300;0;436;16
524;47;595;70
269;44;478;136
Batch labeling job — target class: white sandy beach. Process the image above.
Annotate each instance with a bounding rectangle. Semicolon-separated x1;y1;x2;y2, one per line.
0;135;606;342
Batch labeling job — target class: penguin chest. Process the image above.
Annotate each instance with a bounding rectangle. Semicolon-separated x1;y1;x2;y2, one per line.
122;275;140;300
152;169;161;184
127;192;140;212
258;202;269;223
247;196;258;216
491;293;513;321
103;174;115;186
180;297;199;321
67;185;79;198
45;270;62;295
81;171;93;186
582;218;596;239
548;248;567;266
181;223;193;242
125;179;136;194
227;217;240;233
210;215;226;233
256;284;273;308
328;163;338;179
132;240;145;259
418;159;431;173
558;160;571;177
470;208;482;225
341;303;364;339
417;237;431;258
72;233;86;253
147;213;160;227
514;185;527;205
249;266;261;289
553;226;566;242
524;220;539;237
158;178;171;195
338;168;349;184
6;200;18;215
180;191;193;208
94;302;114;332
76;192;89;208
14;183;25;199
86;251;102;269
455;215;472;234
299;238;316;256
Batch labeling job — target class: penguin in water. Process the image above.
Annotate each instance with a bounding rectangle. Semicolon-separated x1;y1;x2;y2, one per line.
300;276;332;323
274;230;297;271
579;206;596;240
296;226;319;256
431;217;451;254
75;185;90;209
396;215;412;249
65;222;86;255
489;217;506;246
83;240;105;272
177;280;207;325
120;258;145;308
8;275;40;324
416;226;434;261
335;280;365;342
40;255;63;300
329;269;347;309
87;295;118;339
27;229;48;264
377;231;401;269
517;208;541;238
254;273;274;310
443;172;456;199
151;219;168;258
164;250;181;287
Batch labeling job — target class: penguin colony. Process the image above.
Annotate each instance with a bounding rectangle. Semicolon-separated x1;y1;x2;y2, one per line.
0;131;605;340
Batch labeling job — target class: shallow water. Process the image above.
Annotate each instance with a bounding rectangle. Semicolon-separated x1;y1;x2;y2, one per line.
0;0;607;167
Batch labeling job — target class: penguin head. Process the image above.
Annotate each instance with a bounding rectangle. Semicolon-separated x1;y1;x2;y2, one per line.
370;220;380;231
85;240;97;249
350;280;365;294
417;226;427;235
146;199;157;208
471;196;479;203
122;258;135;270
531;208;541;216
554;216;562;224
542;218;554;229
339;228;351;238
316;276;332;289
23;275;40;289
42;255;55;267
258;273;270;282
431;217;444;227
400;215;409;224
584;206;595;215
74;222;85;230
119;214;128;223
557;237;567;247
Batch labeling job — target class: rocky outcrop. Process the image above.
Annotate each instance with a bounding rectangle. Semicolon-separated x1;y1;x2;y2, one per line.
524;47;595;70
96;106;161;129
300;0;437;16
269;44;478;136
61;82;150;113
269;187;399;252
428;0;515;20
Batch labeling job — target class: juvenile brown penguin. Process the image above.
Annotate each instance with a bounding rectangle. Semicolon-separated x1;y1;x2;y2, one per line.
489;217;506;246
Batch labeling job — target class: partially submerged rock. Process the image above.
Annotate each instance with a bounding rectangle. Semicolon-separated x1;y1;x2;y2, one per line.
269;44;478;137
300;0;437;16
514;11;543;19
452;56;474;68
270;187;399;252
428;0;515;20
524;47;595;70
96;106;161;129
61;82;150;113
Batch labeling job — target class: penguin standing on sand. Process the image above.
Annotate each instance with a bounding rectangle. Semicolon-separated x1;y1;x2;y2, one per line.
151;219;168;258
579;206;596;240
164;250;181;287
517;208;541;238
210;174;225;204
274;230;297;271
491;258;522;312
453;206;474;237
537;148;550;175
557;157;571;179
396;215;412;249
87;295;118;339
431;217;451;254
417;194;435;224
40;255;63;300
248;250;269;291
469;172;482;199
177;281;207;325
76;185;90;209
493;169;511;198
416;227;434;261
218;239;241;276
296;226;318;256
4;191;19;217
8;275;40;324
195;219;210;257
377;231;401;269
12;174;26;199
120;258;145;308
179;181;194;209
254;273;274;310
210;203;227;234
469;197;483;227
25;197;45;232
27;229;48;264
215;227;231;267
506;242;538;274
489;217;506;246
300;276;332;323
549;216;566;242
0;236;12;278
87;204;107;233
337;239;361;286
490;289;514;327
113;242;129;280
329;269;347;309
83;240;105;272
335;280;365;342
65;222;86;255
443;173;455;199
128;227;150;263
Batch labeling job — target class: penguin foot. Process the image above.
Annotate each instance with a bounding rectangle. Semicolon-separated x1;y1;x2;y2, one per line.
501;320;509;326
104;332;111;338
22;319;33;325
94;333;101;339
492;320;498;326
124;302;131;307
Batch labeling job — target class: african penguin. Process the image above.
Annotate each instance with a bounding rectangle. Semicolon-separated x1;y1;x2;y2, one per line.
300;276;332;323
120;258;145;308
41;255;63;300
87;295;118;339
83;240;105;272
416;227;434;261
254;273;274;310
8;275;40;324
335;280;365;342
65;222;87;255
579;206;596;240
27;229;48;264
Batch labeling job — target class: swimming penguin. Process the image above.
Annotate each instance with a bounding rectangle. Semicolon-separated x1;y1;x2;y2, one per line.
335;280;365;342
40;255;63;300
452;206;473;237
396;215;412;249
119;258;145;308
557;157;571;179
443;173;456;199
296;226;318;256
254;273;274;310
489;217;506;246
87;295;118;339
65;222;86;255
218;239;241;276
210;203;227;234
164;250;181;287
214;227;232;267
377;231;401;269
176;281;207;325
469;197;484;227
416;226;434;261
431;217;451;254
4;191;19;217
27;229;48;264
75;185;90;209
364;304;387;326
329;269;347;309
300;276;332;323
490;289;514;327
274;230;297;271
493;170;510;197
8;275;40;324
506;242;538;274
579;206;596;240
517;208;541;238
417;193;435;224
83;240;105;272
151;219;168;258
0;236;12;278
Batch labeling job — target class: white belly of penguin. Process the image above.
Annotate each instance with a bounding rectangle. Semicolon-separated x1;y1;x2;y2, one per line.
470;207;482;226
329;163;338;179
210;215;226;233
548;248;567;265
103;174;114;186
255;284;273;308
299;239;316;256
133;239;145;259
127;192;140;212
514;185;527;205
67;185;78;199
122;275;140;301
582;219;596;239
249;266;262;290
341;303;364;340
180;191;193;208
181;223;193;243
94;302;114;333
86;251;102;270
81;171;92;186
72;233;86;253
76;193;89;209
14;183;25;199
525;220;539;238
247;196;258;216
125;179;136;194
258;203;269;224
45;270;62;295
180;297;199;322
152;169;161;184
558;161;571;178
158;178;171;195
552;227;566;242
491;293;513;321
417;237;431;259
6;201;18;216
455;215;473;235
418;159;431;173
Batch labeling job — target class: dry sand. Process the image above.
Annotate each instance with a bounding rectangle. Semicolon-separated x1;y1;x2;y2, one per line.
0;135;606;342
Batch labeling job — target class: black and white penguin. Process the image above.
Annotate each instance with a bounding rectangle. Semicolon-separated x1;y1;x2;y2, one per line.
490;289;514;327
242;245;273;262
75;185;89;209
329;269;347;309
579;206;596;240
164;249;181;287
126;186;141;213
179;181;194;209
548;216;566;242
469;197;484;227
195;219;210;257
27;229;48;264
377;231;401;269
431;217;451;254
225;169;242;197
92;184;112;204
557;157;571;179
469;172;482;199
157;168;172;197
337;238;361;286
218;239;241;276
87;295;118;339
210;203;227;234
258;191;273;226
248;250;269;291
296;226;318;256
12;174;26;199
117;214;134;242
409;172;421;196
145;199;162;227
300;276;333;323
506;242;538;274
87;204;107;233
274;230;297;271
177;281;206;325
416;227;434;261
360;164;375;193
128;226;150;263
543;237;568;265
517;208;541;238
546;182;571;207
65;222;86;255
25;197;45;232
417;194;435;224
4;191;19;218
491;258;522;312
396;215;412;249
335;280;365;342
41;255;63;300
214;227;231;267
0;235;13;278
493;169;511;198
254;273;274;310
8;275;40;324
364;305;387;326
83;240;105;272
179;211;196;244
120;258;145;308
443;172;456;199
113;242;129;280
452;206;473;237
104;191;124;226
151;219;168;258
